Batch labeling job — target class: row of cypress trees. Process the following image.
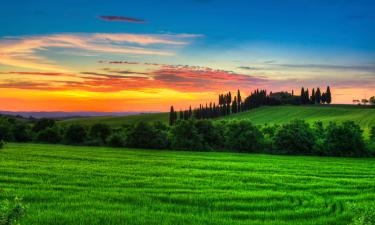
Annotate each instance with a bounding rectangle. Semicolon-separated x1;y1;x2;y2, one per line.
170;86;332;125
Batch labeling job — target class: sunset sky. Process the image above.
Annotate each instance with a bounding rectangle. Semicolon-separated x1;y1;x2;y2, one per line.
0;0;374;112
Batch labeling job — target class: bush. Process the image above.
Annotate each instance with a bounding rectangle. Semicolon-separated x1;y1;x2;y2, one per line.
0;140;4;149
64;124;87;145
108;133;126;147
273;120;316;155
324;121;365;156
225;120;264;152
12;123;31;142
0;197;26;225
170;120;204;151
89;123;111;145
126;122;169;149
195;120;224;150
0;119;13;142
37;126;62;144
32;118;55;133
370;126;375;141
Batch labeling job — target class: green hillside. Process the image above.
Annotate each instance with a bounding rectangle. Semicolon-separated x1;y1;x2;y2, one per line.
224;105;375;131
58;105;375;132
0;143;374;225
58;112;168;127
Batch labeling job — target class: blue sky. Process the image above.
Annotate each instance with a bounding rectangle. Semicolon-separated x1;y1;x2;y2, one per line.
0;0;374;111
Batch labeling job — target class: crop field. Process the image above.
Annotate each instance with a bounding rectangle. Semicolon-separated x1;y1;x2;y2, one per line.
0;143;374;225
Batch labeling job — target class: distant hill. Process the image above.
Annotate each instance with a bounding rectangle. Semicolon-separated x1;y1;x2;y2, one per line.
57;105;375;132
0;111;158;119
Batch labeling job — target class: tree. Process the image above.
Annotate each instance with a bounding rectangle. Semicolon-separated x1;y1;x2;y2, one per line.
326;86;332;104
169;106;176;125
64;124;87;144
315;88;321;104
273;120;316;154
195;120;224;150
32;118;55;133
370;126;375;141
310;88;316;104
237;89;242;112
353;99;360;105
170;120;204;151
224;120;264;152
321;92;326;104
324;121;365;156
37;126;62;144
300;87;305;104
369;96;375;105
108;133;126;147
126;122;169;149
362;99;369;105
232;97;238;113
89;123;111;144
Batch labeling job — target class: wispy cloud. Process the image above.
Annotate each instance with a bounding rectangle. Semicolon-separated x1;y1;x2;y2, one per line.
98;15;146;23
0;33;201;71
1;65;268;93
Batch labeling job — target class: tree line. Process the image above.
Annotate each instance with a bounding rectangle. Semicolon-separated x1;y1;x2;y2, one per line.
1;115;374;157
170;86;332;125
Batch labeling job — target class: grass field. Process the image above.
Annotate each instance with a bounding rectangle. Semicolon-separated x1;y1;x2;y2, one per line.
58;105;375;133
1;143;374;225
59;112;168;128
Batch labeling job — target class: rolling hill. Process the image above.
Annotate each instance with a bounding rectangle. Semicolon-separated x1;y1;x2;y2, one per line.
58;105;375;132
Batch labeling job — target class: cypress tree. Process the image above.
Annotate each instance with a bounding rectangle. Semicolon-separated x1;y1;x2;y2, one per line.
232;97;238;113
311;88;316;104
321;92;326;104
326;86;332;104
305;89;309;104
237;90;241;112
179;110;184;120
316;88;321;104
169;106;176;125
300;87;305;104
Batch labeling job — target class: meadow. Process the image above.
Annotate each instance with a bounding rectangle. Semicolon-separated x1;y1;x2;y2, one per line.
1;143;374;225
58;105;375;132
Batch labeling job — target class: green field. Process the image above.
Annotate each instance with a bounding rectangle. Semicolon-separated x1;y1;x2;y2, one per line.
59;112;168;128
1;143;374;225
58;105;375;133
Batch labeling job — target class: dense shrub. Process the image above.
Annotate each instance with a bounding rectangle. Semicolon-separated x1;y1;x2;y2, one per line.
324;121;365;156
195;120;225;150
64;124;87;145
370;126;375;141
0;197;26;225
126;122;169;149
37;126;62;144
12;123;31;142
0;119;14;142
170;120;204;151
273;120;316;155
89;123;112;145
225;120;264;152
0;140;4;149
108;133;126;147
32;118;55;133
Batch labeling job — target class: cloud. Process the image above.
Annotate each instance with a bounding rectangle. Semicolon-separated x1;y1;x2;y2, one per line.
0;33;201;71
1;65;268;93
98;16;146;23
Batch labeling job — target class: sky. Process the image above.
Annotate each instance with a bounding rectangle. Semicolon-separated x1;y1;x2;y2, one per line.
0;0;374;112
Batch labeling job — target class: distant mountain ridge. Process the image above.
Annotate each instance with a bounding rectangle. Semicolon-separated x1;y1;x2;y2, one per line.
0;111;160;119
